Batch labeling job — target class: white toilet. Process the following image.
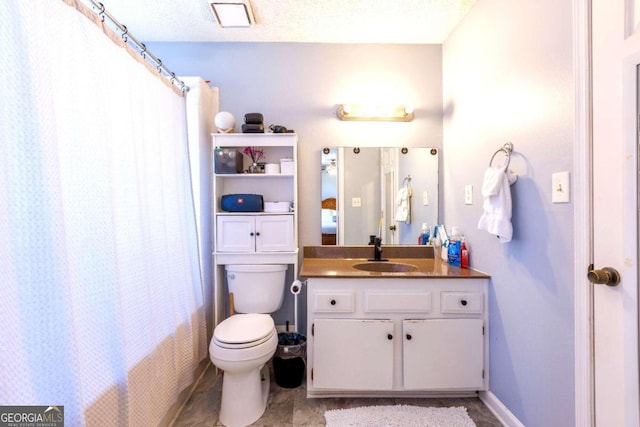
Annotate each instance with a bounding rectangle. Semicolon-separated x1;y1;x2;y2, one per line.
209;264;287;427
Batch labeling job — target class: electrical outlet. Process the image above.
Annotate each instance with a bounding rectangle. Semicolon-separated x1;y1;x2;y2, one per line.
352;197;362;207
464;185;473;205
552;172;570;203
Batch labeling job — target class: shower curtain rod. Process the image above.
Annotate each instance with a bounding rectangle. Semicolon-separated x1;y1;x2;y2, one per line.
87;0;188;93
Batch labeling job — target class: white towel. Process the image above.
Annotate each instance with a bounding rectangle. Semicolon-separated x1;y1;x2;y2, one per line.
477;165;517;242
394;186;412;223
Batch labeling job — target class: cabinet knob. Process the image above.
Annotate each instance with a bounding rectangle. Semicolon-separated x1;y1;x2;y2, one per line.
330;299;336;305
387;334;393;340
250;232;255;236
460;299;468;306
255;232;260;236
406;334;412;340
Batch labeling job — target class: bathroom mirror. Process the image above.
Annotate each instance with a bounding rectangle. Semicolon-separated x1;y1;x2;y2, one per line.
321;147;439;245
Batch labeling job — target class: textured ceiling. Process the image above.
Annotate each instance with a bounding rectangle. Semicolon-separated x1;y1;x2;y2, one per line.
99;0;477;44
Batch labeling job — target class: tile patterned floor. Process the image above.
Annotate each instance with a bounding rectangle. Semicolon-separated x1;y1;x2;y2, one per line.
173;363;504;426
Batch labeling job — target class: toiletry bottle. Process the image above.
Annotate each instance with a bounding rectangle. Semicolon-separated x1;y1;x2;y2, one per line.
438;225;449;261
448;226;462;267
432;235;442;259
460;237;469;268
418;223;430;245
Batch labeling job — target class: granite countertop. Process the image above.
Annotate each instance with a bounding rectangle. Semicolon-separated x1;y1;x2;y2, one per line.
300;246;490;279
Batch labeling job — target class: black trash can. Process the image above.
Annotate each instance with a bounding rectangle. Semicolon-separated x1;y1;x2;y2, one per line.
273;332;307;388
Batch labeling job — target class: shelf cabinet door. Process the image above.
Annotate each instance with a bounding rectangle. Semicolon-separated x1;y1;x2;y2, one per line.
256;215;294;252
216;215;294;253
312;318;394;390
402;318;484;390
216;216;255;252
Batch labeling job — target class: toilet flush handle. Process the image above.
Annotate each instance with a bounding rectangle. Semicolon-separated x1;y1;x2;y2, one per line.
228;273;235;280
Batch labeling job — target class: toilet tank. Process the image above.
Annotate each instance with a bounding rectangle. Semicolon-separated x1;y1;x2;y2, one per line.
225;264;287;313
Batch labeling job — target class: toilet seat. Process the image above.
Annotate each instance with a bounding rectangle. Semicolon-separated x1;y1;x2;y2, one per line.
210;323;278;363
213;313;275;349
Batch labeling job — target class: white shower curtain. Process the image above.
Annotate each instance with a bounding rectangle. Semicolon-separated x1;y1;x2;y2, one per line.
0;1;207;425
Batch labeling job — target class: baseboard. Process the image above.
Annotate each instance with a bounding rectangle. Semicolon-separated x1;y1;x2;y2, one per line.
479;390;525;427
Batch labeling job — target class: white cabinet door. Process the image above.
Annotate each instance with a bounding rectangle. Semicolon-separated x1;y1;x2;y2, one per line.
312;318;394;390
256;215;294;252
403;318;484;390
216;216;255;252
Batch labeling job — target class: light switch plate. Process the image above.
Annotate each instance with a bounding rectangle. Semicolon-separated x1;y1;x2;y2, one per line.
552;172;570;203
352;197;362;207
464;185;473;205
422;191;429;206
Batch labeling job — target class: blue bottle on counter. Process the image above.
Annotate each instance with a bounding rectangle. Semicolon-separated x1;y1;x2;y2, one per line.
448;226;462;267
418;223;430;245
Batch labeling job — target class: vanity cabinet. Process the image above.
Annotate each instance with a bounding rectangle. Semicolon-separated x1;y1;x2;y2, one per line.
306;277;488;397
212;133;298;327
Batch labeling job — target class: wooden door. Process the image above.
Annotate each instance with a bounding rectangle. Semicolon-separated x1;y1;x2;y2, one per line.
591;0;640;424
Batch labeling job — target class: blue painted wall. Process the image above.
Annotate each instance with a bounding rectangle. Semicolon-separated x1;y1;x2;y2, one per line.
149;4;575;421
443;0;574;425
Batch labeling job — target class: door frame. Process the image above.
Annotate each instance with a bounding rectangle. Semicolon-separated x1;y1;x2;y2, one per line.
573;0;593;424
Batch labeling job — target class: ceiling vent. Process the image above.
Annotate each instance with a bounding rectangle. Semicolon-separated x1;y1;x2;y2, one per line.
210;1;256;28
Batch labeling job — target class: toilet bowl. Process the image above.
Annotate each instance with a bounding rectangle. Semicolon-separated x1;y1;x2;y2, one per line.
209;264;287;427
210;313;278;427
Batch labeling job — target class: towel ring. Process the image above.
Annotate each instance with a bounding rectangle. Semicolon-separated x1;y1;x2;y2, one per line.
489;142;514;168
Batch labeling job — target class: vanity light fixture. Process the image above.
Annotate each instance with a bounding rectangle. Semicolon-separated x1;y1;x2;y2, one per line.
210;0;255;28
336;104;415;122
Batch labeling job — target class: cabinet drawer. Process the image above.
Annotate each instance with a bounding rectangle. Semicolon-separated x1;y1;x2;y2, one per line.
440;292;483;314
365;292;432;313
314;292;355;313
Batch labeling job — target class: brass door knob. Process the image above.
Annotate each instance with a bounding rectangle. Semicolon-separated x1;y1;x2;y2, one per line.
587;267;620;286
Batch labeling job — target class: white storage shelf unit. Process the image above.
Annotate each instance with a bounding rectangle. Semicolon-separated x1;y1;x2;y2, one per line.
211;133;298;326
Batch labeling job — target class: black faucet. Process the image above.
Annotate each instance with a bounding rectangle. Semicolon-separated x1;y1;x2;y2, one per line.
374;237;383;261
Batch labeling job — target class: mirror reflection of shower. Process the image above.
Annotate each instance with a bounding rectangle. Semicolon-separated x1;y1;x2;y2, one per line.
321;147;439;246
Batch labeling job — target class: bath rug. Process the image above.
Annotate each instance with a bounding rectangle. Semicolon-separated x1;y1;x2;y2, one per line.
324;405;476;427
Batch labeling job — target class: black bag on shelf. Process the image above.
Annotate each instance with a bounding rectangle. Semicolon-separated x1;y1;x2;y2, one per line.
244;113;264;125
241;123;265;133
